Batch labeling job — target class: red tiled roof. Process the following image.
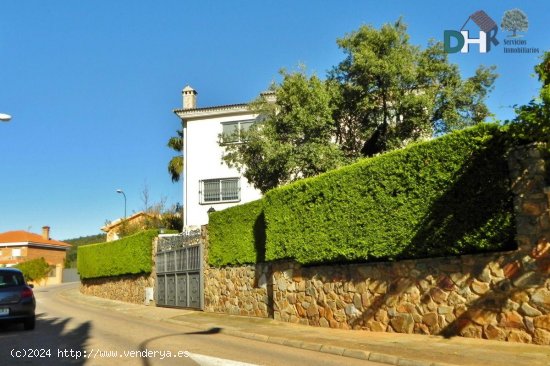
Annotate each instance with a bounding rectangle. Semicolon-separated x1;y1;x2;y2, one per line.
0;231;71;248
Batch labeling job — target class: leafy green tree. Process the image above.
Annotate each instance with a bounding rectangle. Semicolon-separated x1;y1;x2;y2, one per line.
515;52;550;138
329;19;497;157
506;51;550;167
139;184;183;232
222;20;497;191
167;129;183;182
15;257;51;283
501;9;528;37
222;69;346;193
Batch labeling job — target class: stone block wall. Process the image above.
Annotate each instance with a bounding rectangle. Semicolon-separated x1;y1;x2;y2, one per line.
80;273;155;304
270;251;549;344
204;263;271;317
203;144;550;344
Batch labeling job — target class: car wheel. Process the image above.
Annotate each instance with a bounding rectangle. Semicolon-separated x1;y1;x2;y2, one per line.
23;316;35;331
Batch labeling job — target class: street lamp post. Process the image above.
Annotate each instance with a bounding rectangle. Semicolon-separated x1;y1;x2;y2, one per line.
116;189;127;219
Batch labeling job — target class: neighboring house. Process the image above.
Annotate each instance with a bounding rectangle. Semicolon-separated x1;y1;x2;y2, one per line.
0;226;70;286
101;211;154;242
173;86;266;227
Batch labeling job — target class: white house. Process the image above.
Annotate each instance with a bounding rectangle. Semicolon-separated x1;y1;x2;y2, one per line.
173;86;264;227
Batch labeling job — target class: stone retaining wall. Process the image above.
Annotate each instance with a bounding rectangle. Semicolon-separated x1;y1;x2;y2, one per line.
80;273;154;304
204;263;271;317
204;144;550;344
270;251;549;344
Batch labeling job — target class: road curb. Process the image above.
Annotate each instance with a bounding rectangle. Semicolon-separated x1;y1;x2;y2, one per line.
60;288;462;366
164;317;460;366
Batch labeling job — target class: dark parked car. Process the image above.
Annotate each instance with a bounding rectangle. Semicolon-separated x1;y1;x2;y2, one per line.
0;268;36;330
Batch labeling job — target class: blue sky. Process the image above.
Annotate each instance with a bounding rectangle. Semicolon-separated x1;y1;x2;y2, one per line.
0;1;548;240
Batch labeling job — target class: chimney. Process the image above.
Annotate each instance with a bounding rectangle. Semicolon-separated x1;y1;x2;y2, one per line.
42;226;50;240
182;85;197;109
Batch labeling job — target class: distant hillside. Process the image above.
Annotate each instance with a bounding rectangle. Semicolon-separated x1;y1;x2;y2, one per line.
64;233;106;246
63;233;106;268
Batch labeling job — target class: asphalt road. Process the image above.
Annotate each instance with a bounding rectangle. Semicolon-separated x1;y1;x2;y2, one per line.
0;283;385;366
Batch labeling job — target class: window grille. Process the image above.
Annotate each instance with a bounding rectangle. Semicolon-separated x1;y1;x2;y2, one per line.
200;178;240;204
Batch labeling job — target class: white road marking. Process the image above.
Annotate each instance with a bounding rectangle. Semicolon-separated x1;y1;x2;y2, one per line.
188;352;262;366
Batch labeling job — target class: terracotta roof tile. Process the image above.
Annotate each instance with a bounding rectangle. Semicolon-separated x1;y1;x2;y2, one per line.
0;230;71;248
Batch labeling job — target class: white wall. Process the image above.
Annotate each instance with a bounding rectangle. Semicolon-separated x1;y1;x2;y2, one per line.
184;112;263;226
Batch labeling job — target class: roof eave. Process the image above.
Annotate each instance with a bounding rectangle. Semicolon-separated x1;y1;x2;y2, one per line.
174;104;251;120
28;242;71;250
0;241;71;249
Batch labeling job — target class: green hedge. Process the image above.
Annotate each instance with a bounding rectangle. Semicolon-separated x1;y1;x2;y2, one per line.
264;123;515;264
208;199;265;266
207;124;517;267
77;230;159;279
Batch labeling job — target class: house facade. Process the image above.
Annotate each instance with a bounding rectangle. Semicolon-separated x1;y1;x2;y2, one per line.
101;211;154;241
0;226;71;286
174;86;264;227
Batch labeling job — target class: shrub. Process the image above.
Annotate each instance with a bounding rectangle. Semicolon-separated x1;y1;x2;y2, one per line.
15;257;50;283
208;199;265;266
264;123;516;264
77;230;159;279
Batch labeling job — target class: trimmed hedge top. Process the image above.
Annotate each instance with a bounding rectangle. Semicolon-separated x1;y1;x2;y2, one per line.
208;123;517;266
264;123;515;264
77;230;159;279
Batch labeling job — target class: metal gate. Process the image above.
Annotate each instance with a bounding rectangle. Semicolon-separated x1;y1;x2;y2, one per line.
156;228;203;309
